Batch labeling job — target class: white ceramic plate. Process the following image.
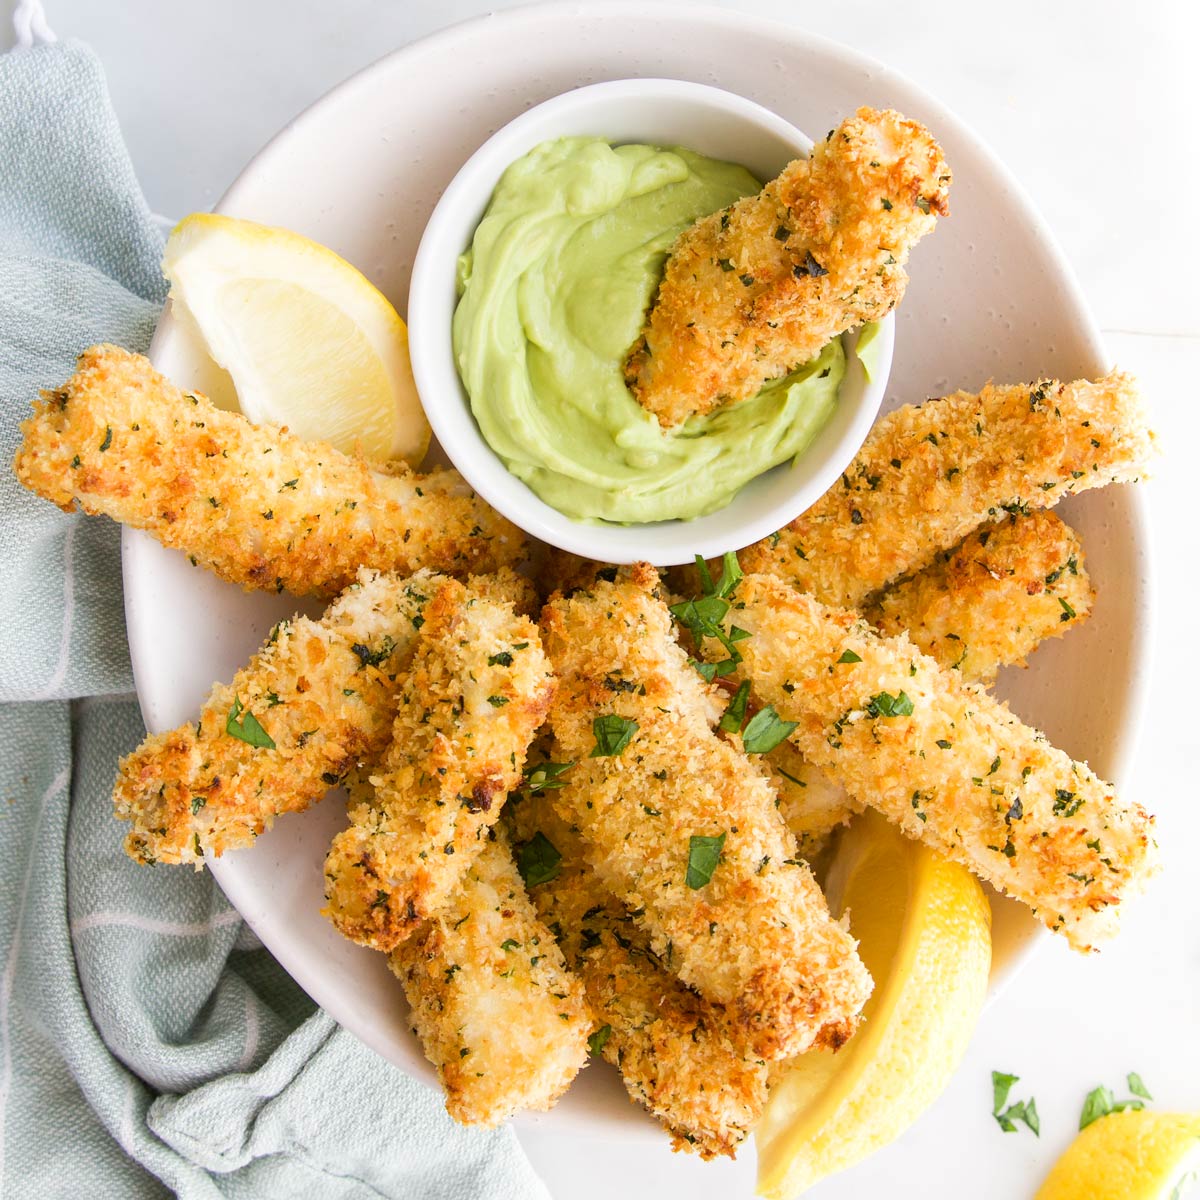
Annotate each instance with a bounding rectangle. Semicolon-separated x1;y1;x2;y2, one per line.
123;0;1151;1186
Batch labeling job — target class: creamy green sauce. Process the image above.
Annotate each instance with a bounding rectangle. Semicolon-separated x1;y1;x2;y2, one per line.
453;136;850;524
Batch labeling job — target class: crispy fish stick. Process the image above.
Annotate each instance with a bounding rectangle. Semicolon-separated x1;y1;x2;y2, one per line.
324;577;554;951
387;828;590;1128
504;789;769;1159
13;345;525;597
867;511;1094;682
113;568;440;866
540;567;870;1061
625;108;950;427
740;372;1152;608
714;573;1158;951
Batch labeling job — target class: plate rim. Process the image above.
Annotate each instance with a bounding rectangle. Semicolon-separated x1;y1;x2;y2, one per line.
125;0;1156;1135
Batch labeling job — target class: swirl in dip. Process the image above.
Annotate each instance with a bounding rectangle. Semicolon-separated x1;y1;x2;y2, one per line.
453;136;867;524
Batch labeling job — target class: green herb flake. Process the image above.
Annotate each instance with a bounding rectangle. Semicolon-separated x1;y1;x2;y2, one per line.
1128;1072;1153;1100
588;1024;612;1055
225;698;276;749
190;796;207;815
1059;596;1077;622
487;695;510;707
685;833;727;889
719;680;751;733
866;691;915;718
741;706;798;754
500;938;519;951
523;760;575;793
837;649;863;664
590;714;638;758
99;426;112;452
1079;1085;1116;1130
488;651;514;667
516;831;562;888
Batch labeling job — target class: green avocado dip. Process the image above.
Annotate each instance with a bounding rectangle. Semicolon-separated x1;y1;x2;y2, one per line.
453;135;851;524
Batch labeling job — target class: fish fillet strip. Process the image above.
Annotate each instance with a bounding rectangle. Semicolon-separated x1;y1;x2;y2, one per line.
625;107;950;427
387;827;590;1128
13;345;525;597
113;568;440;866
540;566;871;1060
505;788;769;1158
739;371;1153;609
323;576;554;951
716;573;1158;951
867;511;1094;683
770;511;1095;851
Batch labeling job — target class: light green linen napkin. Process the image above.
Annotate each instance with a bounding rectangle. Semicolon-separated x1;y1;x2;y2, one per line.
0;38;550;1200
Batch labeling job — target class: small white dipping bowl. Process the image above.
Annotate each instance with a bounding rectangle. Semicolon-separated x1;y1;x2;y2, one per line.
408;78;894;565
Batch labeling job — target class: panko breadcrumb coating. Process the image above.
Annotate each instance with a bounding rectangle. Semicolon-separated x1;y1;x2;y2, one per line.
388;827;590;1128
505;788;769;1159
539;565;871;1061
739;372;1153;609
323;577;554;951
113;568;440;866
625;107;950;427
715;573;1158;951
867;512;1094;682
13;345;525;597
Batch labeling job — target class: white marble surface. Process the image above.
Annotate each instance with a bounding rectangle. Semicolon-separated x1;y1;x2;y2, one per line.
4;2;1197;1197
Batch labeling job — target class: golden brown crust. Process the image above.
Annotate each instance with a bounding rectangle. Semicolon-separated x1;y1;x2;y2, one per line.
867;512;1094;681
12;345;526;597
739;372;1153;609
323;578;555;951
505;790;769;1158
113;568;439;866
718;574;1159;951
539;569;871;1061
626;107;950;426
388;828;590;1127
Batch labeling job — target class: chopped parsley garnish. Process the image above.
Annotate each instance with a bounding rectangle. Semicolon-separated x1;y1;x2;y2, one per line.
866;690;914;718
1058;596;1076;622
190;796;207;814
1079;1076;1152;1129
670;552;747;677
523;760;575;793
741;706;798;754
796;250;828;278
487;695;509;707
488;651;514;667
588;1024;612;1055
590;714;638;758
516;831;562;888
695;551;743;599
685;833;726;889
837;649;862;664
351;636;396;668
881;197;893;210
718;680;751;733
225;698;276;749
500;938;519;951
99;426;112;452
991;1071;1039;1135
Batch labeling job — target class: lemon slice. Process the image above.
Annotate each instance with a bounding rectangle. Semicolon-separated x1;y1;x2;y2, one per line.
1035;1110;1200;1200
756;809;992;1198
162;213;430;465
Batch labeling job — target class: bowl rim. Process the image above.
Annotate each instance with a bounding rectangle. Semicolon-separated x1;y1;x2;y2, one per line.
406;74;894;565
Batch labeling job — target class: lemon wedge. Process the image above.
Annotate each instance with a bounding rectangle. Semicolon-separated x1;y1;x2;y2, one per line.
1035;1110;1200;1200
755;809;992;1198
162;213;430;465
